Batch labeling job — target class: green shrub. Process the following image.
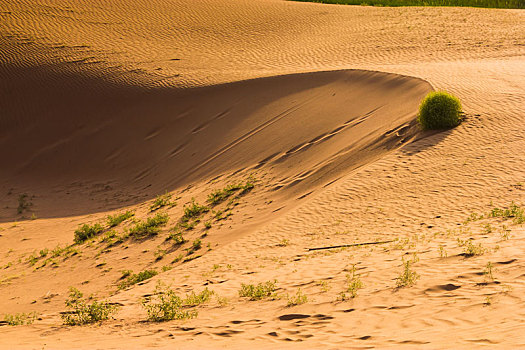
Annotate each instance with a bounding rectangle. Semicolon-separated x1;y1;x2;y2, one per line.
417;91;462;130
17;193;32;214
4;312;38;325
61;288;118;325
150;192;175;211
168;231;186;245
182;199;209;221
106;211;134;228
118;269;158;289
74;223;104;243
129;213;169;238
239;280;277;300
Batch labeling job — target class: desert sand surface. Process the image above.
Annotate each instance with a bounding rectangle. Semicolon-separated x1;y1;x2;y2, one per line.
0;0;524;348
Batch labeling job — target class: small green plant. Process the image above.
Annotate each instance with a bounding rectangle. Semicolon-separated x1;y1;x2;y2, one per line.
286;289;308;307
483;223;493;234
17;193;32;214
500;225;511;240
150;192;175;211
106;211;134;228
182;199;209;221
61;287;118;325
316;280;331;292
339;264;363;299
129;213;169;238
4;312;38;325
483;261;495;281
417;91;462;130
188;238;202;254
239;280;277;300
74;223;104;243
277;239;290;247
396;257;419;288
207;178;256;206
142;282;203;322
118;269;158;289
458;239;485;257
204;221;212;229
484;295;493;306
438;245;448;258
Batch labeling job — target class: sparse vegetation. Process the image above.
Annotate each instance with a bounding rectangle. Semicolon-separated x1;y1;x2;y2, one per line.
458;239;486;257
438;245;448;258
182;199;209;221
183;288;214;306
239;280;277;300
417;91;462;130
3;312;38;326
106;211;134;228
292;0;523;9
118;269;158;289
17;193;32;214
187;238;202;254
150;192;176;211
129;213;169;238
483;261;495;281
277;239;290;247
168;231;186;245
489;202;524;224
142;283;210;322
500;225;511;240
339;264;363;299
74;223;104;243
286;289;308;306
207;178;255;206
61;288;118;325
396;257;419;288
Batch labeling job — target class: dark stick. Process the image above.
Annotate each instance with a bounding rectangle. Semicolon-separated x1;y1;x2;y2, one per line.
307;240;394;251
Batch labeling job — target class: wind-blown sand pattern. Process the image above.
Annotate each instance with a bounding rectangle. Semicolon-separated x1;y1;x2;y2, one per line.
0;0;524;348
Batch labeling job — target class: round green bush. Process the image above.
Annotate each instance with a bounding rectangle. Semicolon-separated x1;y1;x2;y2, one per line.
417;91;462;130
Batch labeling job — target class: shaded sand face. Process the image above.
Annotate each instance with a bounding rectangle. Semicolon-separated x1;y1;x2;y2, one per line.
0;0;524;349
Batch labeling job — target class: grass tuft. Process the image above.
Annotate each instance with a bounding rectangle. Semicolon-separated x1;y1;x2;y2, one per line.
106;211;134;228
396;257;419;288
118;269;158;289
129;213;169;238
150;192;176;212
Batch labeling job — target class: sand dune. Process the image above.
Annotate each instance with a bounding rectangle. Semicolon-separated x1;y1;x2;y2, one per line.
0;40;431;219
0;0;524;348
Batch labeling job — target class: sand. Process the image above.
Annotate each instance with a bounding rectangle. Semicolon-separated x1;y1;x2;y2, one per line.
0;0;524;348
